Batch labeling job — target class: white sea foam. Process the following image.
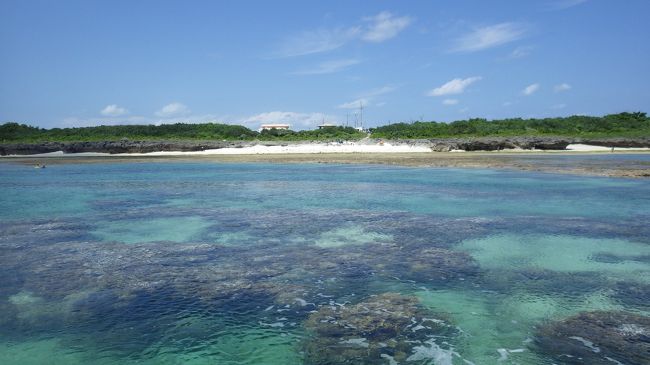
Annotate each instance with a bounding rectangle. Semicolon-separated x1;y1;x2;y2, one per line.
569;336;601;353
381;353;398;365
339;338;369;348
406;339;458;364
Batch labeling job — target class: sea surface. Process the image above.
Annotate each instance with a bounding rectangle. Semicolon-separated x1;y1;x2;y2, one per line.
1;159;649;364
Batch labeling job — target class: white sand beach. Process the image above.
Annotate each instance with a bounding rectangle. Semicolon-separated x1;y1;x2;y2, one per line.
565;143;650;152
3;142;649;158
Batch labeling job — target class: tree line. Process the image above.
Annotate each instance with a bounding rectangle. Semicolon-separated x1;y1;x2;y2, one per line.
369;112;649;139
1;112;648;142
0;122;365;142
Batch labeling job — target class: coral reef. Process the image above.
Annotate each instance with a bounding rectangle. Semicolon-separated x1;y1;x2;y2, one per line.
302;293;455;364
534;311;650;365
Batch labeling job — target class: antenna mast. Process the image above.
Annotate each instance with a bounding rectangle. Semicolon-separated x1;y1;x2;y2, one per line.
359;101;364;130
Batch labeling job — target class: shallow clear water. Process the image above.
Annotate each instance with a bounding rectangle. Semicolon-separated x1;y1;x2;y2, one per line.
1;161;649;364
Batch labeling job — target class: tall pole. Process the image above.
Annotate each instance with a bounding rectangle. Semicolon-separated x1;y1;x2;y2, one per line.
359;101;364;130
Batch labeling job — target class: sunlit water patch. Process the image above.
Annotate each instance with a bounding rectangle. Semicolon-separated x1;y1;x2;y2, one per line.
1;160;649;364
92;216;212;244
459;234;650;282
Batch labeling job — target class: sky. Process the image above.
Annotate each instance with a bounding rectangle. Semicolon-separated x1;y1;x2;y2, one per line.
1;0;649;130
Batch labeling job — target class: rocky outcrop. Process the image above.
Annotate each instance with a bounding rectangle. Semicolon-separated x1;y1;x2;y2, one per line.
302;293;456;365
534;311;650;365
573;137;650;148
0;140;255;155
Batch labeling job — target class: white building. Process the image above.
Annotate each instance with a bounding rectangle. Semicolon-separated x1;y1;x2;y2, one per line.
259;124;290;132
317;123;338;129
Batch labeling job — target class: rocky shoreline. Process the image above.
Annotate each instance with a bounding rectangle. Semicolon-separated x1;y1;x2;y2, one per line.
1;136;649;155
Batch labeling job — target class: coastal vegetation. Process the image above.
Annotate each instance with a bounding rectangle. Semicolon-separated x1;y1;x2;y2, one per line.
1;112;648;143
258;126;366;141
370;112;650;139
0;123;364;142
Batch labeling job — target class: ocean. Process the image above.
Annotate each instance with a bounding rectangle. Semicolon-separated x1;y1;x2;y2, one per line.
1;160;649;364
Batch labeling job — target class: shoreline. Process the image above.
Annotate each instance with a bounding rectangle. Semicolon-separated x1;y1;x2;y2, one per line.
2;149;649;179
1;142;649;158
2;136;649;156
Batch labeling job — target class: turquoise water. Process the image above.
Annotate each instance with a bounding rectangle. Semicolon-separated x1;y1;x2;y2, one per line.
1;160;649;364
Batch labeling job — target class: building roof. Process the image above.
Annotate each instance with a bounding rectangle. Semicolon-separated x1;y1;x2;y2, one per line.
260;124;290;128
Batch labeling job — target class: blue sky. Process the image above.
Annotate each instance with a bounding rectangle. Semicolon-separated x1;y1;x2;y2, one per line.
1;0;649;130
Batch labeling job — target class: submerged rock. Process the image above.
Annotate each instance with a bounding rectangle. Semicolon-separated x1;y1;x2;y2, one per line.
481;268;605;296
302;293;455;365
534;311;650;365
375;246;480;283
611;281;650;309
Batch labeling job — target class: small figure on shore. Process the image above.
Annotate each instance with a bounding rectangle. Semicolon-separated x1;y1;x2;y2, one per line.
611;146;615;152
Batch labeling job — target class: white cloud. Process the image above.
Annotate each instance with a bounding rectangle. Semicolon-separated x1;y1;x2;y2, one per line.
338;98;370;109
337;85;396;109
363;85;395;97
427;76;482;96
274;11;411;57
361;11;412;43
522;83;540;95
554;83;572;92
100;104;128;117
452;23;527;53
551;103;567;109
292;59;360;75
155;102;190;117
509;46;533;59
240;111;338;130
548;0;588;10
443;99;459;105
275;27;361;57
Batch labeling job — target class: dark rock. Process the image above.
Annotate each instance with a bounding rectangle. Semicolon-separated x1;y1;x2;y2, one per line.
577;137;650;148
302;293;455;365
612;281;650;309
534;311;650;365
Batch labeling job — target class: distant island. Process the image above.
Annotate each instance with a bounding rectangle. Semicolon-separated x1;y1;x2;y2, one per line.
1;112;649;155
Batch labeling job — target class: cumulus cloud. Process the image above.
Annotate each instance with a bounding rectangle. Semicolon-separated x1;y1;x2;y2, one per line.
554;83;572;92
442;99;459;105
452;23;527;53
240;111;338;130
100;104;128;117
523;83;540;95
155;102;190;117
427;77;482;96
361;11;412;43
292;59;361;75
